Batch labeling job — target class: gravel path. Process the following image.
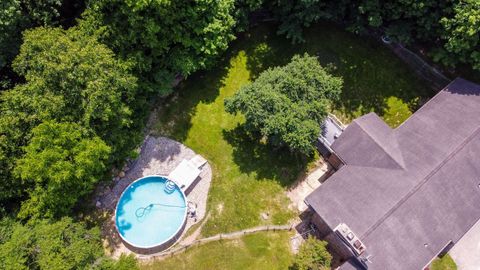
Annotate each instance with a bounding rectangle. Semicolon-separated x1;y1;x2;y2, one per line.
97;136;212;258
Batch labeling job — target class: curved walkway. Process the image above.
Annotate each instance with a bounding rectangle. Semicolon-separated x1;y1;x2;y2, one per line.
96;136;212;258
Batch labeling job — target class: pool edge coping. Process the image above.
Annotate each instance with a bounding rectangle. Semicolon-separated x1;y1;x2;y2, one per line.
114;175;188;251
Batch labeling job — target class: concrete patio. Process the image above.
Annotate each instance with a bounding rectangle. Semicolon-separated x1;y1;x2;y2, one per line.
96;136;212;258
450;218;480;270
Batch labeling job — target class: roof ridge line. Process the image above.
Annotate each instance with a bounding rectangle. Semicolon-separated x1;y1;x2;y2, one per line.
360;123;480;240
354;119;405;169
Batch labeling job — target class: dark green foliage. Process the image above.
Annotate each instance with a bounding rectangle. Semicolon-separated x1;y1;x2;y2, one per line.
437;0;480;70
270;0;328;43
269;0;454;43
0;217;16;244
0;26;137;215
0;0;62;69
0;217;102;270
290;236;332;270
81;0;237;94
267;0;480;72
11;27;137;143
234;0;265;31
15;121;110;220
225;54;342;155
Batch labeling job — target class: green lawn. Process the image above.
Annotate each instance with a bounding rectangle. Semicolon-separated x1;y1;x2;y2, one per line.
152;22;430;237
241;22;431;127
143;232;294;270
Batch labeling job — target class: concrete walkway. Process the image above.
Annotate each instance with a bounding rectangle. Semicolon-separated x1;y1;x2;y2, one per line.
450;218;480;270
286;160;331;212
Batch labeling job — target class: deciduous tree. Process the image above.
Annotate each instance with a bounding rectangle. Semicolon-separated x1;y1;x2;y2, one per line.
82;0;237;93
225;54;342;155
15;121;110;219
0;26;137;209
0;217;102;270
290;236;332;270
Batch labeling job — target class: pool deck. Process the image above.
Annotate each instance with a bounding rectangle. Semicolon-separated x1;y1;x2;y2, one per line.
96;136;212;258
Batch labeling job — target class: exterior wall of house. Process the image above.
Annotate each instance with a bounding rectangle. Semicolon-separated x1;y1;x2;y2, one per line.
327;153;344;170
310;211;354;262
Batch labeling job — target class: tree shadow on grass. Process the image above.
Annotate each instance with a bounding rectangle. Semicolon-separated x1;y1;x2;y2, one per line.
222;125;311;187
151;61;231;142
240;21;434;126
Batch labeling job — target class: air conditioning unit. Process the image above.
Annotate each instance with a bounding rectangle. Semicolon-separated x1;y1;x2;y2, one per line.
334;223;366;256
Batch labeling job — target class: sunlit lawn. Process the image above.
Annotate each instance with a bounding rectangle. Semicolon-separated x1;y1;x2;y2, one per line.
152;21;430;238
143;232;294;270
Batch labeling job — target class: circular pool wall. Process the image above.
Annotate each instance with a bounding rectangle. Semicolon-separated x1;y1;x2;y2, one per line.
115;175;187;253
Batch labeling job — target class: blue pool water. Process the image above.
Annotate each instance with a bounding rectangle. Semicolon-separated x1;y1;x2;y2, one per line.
115;176;187;248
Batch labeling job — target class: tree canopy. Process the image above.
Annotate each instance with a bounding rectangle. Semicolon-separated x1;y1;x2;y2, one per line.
15;121;110;220
267;0;480;71
290;236;332;270
225;54;342;155
0;26;137;214
81;0;238;94
439;0;480;70
0;217;102;270
0;0;63;69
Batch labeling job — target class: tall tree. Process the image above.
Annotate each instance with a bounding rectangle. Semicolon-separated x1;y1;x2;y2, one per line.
270;0;328;43
15;121;110;219
225;54;342;155
0;0;63;68
0;26;137;210
81;0;237;93
438;0;480;70
0;217;102;270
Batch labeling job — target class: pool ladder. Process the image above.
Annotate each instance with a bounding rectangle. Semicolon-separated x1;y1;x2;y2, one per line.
164;180;176;194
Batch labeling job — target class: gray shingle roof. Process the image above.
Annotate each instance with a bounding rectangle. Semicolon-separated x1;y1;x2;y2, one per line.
305;78;480;270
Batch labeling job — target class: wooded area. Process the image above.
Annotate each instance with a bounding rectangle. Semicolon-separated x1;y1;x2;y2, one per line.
0;0;478;269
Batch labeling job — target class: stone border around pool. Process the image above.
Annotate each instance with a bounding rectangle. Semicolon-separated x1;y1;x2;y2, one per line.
96;136;212;258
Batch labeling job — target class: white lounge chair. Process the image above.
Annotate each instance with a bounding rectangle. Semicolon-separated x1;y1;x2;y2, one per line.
168;159;201;190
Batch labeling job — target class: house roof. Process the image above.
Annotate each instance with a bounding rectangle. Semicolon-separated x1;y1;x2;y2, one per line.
305;78;480;270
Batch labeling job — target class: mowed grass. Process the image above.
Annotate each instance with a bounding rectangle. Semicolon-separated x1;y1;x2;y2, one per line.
152;22;430;237
153;52;302;236
241;22;432;127
143;232;294;270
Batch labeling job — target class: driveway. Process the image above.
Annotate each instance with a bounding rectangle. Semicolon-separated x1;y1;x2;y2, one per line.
450;218;480;270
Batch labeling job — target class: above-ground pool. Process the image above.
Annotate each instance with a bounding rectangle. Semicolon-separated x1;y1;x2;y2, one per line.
115;175;187;252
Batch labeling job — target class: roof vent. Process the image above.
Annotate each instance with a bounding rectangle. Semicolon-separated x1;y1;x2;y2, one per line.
334;223;366;256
